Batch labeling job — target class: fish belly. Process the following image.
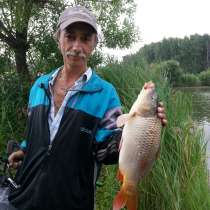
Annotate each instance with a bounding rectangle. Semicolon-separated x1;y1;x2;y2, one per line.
119;116;161;182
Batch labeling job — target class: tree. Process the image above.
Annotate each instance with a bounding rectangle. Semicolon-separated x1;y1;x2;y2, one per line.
0;0;65;80
154;60;183;86
0;0;139;80
139;34;210;74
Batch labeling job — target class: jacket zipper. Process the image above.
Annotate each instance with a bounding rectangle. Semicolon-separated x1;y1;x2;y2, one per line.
40;83;53;154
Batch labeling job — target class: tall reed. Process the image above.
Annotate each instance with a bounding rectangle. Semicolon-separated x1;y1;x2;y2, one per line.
96;58;210;209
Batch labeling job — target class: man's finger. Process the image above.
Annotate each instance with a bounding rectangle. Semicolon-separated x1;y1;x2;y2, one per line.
157;107;164;113
162;119;167;126
157;113;165;119
158;102;164;107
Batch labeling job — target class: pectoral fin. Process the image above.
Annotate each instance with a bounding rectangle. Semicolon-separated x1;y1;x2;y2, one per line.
116;114;130;127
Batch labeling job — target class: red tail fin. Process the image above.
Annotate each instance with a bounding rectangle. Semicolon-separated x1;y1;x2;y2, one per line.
113;183;138;210
113;189;127;210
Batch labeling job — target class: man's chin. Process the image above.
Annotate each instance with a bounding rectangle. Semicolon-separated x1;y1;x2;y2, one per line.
65;59;86;68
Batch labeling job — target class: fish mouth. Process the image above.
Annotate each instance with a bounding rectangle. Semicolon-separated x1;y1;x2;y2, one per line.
143;83;158;110
144;84;156;98
143;81;155;90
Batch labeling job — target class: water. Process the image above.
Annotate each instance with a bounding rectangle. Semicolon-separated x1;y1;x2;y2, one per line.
178;87;210;169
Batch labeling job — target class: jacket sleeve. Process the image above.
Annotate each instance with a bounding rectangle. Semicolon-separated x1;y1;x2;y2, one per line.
18;81;35;152
94;85;123;165
95;128;122;165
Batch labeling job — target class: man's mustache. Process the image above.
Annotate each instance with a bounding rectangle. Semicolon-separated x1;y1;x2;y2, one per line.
65;51;86;58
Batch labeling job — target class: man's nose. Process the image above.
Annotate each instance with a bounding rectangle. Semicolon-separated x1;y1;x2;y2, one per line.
72;39;82;52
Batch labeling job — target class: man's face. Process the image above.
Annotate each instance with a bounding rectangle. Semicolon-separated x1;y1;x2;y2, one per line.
58;22;97;68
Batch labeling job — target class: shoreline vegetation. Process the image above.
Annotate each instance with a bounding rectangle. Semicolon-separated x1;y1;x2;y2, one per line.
95;58;210;210
124;34;210;88
0;57;210;210
175;86;210;89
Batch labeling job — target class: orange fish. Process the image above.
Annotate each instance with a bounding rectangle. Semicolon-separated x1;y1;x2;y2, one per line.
113;82;162;210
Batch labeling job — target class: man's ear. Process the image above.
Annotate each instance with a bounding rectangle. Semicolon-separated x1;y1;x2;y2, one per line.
93;34;98;49
58;42;61;51
57;30;65;51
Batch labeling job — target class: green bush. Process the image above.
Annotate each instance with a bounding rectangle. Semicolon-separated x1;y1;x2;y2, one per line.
152;60;183;86
0;70;29;150
199;69;210;86
0;56;13;73
180;73;200;86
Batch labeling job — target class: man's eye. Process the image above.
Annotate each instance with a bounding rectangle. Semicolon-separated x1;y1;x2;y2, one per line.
82;36;91;42
65;35;74;40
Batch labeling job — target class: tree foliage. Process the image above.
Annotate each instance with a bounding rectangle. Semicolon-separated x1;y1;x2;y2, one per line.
138;34;210;74
0;0;139;79
198;69;210;86
151;60;183;86
0;0;65;79
181;73;200;86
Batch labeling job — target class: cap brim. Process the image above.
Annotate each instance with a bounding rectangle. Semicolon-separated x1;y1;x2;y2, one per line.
60;18;97;33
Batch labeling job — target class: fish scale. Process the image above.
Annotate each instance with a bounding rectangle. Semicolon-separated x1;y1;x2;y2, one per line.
119;116;161;182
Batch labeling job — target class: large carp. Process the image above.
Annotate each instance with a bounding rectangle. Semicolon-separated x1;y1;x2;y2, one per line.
113;82;162;210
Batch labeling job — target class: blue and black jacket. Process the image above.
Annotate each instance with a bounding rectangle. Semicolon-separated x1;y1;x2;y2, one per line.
8;69;122;210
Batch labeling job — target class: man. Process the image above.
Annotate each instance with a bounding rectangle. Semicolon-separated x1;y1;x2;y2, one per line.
7;5;167;210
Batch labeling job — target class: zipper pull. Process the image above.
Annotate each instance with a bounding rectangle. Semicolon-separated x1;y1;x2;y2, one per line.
47;144;52;155
7;177;21;189
48;144;52;151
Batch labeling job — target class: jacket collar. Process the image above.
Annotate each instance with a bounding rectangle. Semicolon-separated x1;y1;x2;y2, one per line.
39;68;103;94
81;71;103;93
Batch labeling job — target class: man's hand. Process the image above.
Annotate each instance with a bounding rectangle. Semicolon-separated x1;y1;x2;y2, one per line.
8;150;25;169
157;102;167;126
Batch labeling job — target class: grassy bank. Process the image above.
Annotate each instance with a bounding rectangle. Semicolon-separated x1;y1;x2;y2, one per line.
96;59;210;210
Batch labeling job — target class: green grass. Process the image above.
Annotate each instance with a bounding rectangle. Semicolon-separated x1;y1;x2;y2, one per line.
96;59;210;210
0;71;29;153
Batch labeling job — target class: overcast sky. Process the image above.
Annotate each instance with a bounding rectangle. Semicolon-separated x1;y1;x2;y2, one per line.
105;0;210;58
137;0;210;45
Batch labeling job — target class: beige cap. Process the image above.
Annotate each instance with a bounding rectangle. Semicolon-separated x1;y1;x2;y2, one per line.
57;6;98;33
